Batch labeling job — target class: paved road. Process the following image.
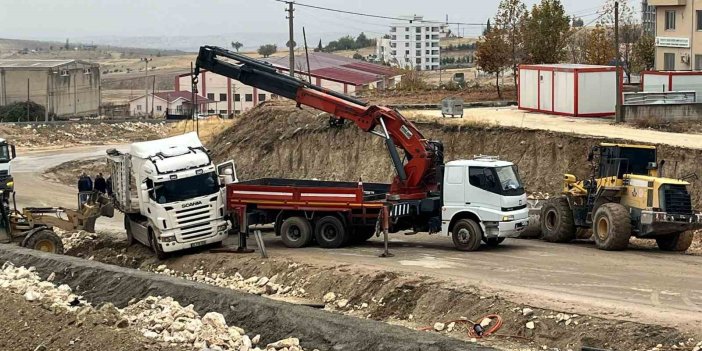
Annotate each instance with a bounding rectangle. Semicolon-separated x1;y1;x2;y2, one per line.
13;146;702;334
402;107;702;149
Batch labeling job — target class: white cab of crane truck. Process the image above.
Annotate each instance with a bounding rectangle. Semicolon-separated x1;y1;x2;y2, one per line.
441;156;529;250
0;139;17;191
106;132;236;259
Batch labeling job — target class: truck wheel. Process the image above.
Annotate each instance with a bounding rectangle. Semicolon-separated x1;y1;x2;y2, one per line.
656;231;694;252
485;237;505;247
452;219;482;251
124;216;135;246
540;197;576;243
592;203;631;251
314;216;347;249
24;229;64;255
148;230;169;260
280;216;312;248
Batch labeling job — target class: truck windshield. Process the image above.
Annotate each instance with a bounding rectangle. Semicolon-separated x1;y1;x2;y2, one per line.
0;145;10;163
152;172;219;204
495;166;524;196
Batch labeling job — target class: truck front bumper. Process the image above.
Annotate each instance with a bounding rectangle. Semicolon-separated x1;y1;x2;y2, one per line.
158;226;229;253
639;211;702;237
483;218;530;239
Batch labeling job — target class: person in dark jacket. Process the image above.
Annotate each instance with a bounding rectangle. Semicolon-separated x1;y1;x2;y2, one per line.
106;176;113;196
77;172;93;192
94;173;107;193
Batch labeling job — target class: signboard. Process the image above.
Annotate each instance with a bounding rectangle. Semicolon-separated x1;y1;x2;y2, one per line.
656;36;690;48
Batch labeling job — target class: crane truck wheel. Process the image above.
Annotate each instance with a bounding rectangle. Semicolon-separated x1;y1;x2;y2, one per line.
592;203;632;251
540;197;576;243
656;231;694;252
124;216;135;246
280;216;313;248
148;229;169;260
314;216;347;249
23;229;64;255
452;219;482;251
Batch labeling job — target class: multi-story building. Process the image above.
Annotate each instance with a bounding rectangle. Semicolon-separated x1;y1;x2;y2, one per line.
650;0;702;70
377;16;447;71
642;0;656;36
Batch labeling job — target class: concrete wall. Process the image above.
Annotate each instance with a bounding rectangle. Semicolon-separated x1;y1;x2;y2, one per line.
624;103;702;122
0;61;100;117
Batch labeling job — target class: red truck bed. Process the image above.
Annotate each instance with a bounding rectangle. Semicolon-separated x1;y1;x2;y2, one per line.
227;178;390;212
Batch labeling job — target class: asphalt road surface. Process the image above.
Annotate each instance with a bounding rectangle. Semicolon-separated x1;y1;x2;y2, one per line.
13;145;702;334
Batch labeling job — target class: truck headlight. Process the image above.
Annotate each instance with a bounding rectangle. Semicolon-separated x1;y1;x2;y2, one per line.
217;224;229;232
160;235;177;243
502;215;514;222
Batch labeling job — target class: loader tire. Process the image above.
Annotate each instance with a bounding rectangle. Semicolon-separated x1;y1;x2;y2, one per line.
24;229;64;255
656;231;694;252
452;219;482;251
540;197;576;243
593;203;631;251
280;216;313;248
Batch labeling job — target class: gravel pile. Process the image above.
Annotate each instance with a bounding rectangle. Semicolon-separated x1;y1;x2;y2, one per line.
0;261;310;351
153;265;306;298
54;228;98;251
3;121;169;148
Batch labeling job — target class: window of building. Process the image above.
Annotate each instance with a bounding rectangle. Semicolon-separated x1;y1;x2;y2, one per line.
245;94;253;102
391;35;397;40
416;58;422;64
665;10;676;30
234;110;241;115
259;94;266;102
207;93;215;100
426;50;430;55
156;105;162;111
664;53;675;70
137;105;142;111
271;94;278;100
219;93;227;101
405;50;410;55
425;27;430;31
416;27;421;33
405;27;409;31
425;35;430;40
416;50;422;56
405;43;409;47
416;35;421;40
416;43;421;48
695;55;702;70
405;35;410;40
697;10;702;31
207;109;215;113
390;27;396;32
219;110;227;114
234;94;241;102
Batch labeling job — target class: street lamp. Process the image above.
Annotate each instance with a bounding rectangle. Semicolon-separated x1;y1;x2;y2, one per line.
141;57;152;118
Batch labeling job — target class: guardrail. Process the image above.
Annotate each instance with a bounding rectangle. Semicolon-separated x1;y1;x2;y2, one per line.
623;91;696;105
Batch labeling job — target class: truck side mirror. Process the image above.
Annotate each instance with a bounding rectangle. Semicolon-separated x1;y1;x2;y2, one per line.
10;145;15;160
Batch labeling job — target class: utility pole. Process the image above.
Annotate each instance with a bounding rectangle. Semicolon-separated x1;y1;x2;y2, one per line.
141;57;152;118
26;78;30;122
286;1;295;77
303;26;312;83
614;1;622;123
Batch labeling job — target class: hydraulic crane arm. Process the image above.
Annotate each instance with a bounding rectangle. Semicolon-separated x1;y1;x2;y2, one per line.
194;46;443;198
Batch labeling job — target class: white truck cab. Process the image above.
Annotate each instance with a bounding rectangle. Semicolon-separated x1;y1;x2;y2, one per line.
0;138;16;192
441;156;529;250
108;133;234;259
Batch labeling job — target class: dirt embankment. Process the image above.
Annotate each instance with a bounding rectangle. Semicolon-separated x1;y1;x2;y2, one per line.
1;121;170;150
360;86;516;106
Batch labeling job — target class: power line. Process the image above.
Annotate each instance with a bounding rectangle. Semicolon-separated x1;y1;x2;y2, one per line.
273;0;485;26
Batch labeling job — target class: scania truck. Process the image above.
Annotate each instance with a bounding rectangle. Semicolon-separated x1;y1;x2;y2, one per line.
107;133;234;258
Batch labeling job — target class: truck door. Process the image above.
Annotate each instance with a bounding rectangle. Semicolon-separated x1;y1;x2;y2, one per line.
217;160;238;185
465;167;502;210
443;165;466;206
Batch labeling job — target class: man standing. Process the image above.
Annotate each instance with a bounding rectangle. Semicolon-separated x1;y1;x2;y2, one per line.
77;172;93;192
94;173;107;194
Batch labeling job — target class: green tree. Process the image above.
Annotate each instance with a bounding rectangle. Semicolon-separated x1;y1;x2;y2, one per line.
495;0;528;88
476;27;510;98
356;32;370;47
483;19;492;36
572;17;584;27
600;0;639;82
522;0;571;64
231;41;243;52
257;44;277;58
315;39;323;52
585;25;616;65
631;34;655;73
565;27;588;63
64;38;70;50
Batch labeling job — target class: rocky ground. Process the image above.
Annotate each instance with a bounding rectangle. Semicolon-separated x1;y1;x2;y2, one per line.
47;230;702;351
0;261;310;351
1;121;170;150
44;157;108;186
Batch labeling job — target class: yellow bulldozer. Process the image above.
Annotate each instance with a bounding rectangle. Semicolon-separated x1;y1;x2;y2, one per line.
541;143;700;251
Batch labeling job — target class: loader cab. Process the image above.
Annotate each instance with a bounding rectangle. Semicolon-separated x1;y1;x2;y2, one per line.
593;144;657;179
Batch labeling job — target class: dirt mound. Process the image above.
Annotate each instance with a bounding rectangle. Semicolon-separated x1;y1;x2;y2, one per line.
208;101;702;209
0;121;169;149
44;157;109;186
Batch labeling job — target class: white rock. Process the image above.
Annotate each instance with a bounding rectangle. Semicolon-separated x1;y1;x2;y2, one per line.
526;321;535;330
143;330;159;339
336;299;349;309
323;292;336;303
24;289;42;301
522;307;534;316
268;338;300;349
240;335;252;351
447;322;456;332
251;334;261;345
202;312;228;330
256;277;269;286
433;322;446;331
480;318;492;328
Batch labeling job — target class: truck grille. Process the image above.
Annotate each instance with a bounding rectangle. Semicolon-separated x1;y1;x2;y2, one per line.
175;204;214;240
0;170;8;176
663;185;693;215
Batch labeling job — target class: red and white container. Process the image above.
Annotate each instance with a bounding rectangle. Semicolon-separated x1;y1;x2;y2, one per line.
518;64;620;117
641;71;702;101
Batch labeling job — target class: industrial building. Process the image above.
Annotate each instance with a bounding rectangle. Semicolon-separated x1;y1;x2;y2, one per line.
0;59;100;119
376;15;448;70
128;91;212;118
649;0;702;70
176;52;401;115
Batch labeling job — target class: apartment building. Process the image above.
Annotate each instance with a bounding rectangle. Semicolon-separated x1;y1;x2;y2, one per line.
377;16;447;70
650;0;702;70
642;0;656;35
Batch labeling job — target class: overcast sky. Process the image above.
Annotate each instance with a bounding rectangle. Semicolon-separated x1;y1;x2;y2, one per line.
1;0;608;41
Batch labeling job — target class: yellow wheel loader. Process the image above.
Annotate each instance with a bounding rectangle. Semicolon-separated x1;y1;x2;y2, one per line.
540;143;701;251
